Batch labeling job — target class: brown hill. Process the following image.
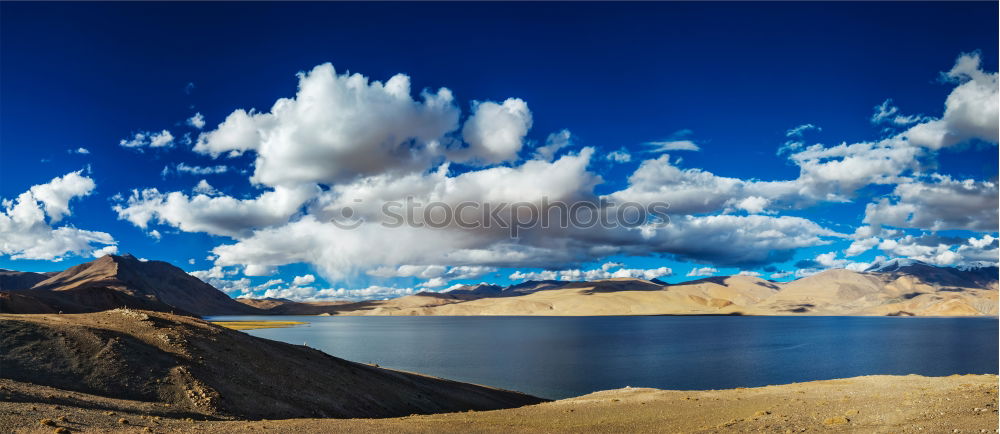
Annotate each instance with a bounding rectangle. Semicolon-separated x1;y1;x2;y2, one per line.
316;267;997;317
326;277;768;316
753;267;998;316
440;283;505;298
0;310;544;420
236;297;350;315
319;292;477;315
1;255;257;316
500;280;570;296
0;269;54;291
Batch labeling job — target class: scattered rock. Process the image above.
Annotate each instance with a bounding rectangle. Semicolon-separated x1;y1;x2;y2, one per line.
823;416;850;426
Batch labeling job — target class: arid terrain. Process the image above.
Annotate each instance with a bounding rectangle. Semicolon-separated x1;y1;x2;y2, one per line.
247;261;999;317
3;255;996;317
2;374;996;433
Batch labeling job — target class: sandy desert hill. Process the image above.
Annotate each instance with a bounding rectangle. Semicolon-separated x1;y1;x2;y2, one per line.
323;276;778;316
296;264;998;317
753;264;999;316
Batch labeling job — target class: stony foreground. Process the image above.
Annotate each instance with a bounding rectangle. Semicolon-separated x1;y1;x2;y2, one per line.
2;375;996;433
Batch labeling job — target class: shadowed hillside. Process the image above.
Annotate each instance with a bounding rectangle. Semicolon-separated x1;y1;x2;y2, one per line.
0;269;54;291
0;310;545;420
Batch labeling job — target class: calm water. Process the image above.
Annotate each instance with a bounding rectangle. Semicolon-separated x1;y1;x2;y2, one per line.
205;315;999;399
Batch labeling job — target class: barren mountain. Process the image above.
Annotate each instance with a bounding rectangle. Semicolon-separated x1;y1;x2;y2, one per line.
314;265;997;317
446;281;569;298
754;266;999;316
0;310;544;420
441;283;505;298
263;279;650;316
0;255;257;316
3;256;996;317
0;269;54;291
870;259;999;289
317;291;479;315
236;297;351;315
328;277;771;316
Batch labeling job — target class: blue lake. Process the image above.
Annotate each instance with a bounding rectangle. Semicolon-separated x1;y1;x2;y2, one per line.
205;315;999;399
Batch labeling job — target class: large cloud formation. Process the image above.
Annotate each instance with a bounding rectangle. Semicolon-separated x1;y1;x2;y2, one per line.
903;52;999;149
1;171;117;260
114;184;316;238
113;53;997;292
864;175;998;232
193;63;461;186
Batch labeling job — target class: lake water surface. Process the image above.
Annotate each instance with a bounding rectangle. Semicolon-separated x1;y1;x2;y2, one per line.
205;315;999;399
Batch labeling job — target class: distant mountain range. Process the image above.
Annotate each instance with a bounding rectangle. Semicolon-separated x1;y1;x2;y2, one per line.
1;255;997;316
245;260;997;317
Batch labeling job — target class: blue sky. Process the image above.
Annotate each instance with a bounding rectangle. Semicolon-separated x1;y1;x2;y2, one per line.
1;2;997;300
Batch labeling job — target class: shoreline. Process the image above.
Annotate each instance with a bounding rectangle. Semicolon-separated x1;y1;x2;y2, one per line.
209;320;308;330
3;374;996;433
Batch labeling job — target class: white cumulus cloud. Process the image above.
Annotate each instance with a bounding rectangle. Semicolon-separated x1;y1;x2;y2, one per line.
457;98;533;165
120;130;174;148
864;175;998;232
902;52;998;149
1;171;117;261
194;63;461;186
113;184;316;238
686;267;718;277
187;112;206;129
